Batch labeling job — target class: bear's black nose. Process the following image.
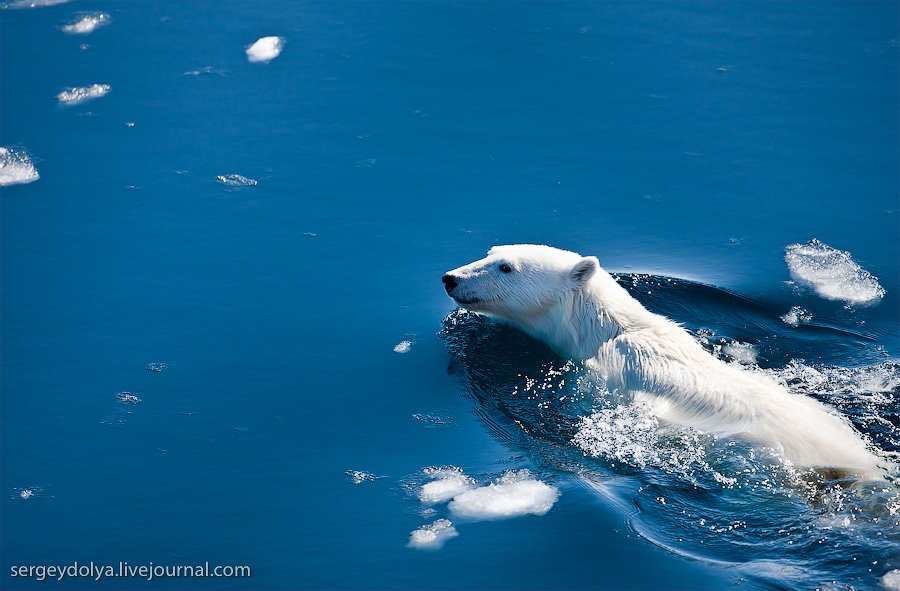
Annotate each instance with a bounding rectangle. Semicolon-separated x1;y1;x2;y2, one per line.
442;274;458;292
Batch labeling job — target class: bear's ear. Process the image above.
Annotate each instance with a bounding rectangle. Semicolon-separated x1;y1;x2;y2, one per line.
570;256;599;286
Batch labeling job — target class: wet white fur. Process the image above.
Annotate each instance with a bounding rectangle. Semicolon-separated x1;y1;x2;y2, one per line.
445;244;887;478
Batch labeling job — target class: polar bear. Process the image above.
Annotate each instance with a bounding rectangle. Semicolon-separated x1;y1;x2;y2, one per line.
442;244;888;479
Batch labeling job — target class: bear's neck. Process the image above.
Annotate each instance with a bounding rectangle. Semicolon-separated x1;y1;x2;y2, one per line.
529;272;642;360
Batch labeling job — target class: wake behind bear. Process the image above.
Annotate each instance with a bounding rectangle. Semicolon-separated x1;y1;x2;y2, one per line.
442;244;890;480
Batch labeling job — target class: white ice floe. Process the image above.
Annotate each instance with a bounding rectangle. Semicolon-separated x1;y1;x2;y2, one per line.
448;469;559;520
784;239;885;304
419;466;475;504
393;340;413;353
216;174;257;187
407;519;458;550
62;12;109;34
0;147;40;187
780;305;813;327
246;36;284;63
57;83;110;105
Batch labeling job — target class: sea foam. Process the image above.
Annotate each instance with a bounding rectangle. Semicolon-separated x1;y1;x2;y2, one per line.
448;469;559;520
0;147;40;187
62;12;109;34
246;36;284;63
784;239;885;304
57;84;110;105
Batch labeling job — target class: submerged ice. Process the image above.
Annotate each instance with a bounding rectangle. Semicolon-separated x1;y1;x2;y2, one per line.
0;147;39;186
784;239;885;304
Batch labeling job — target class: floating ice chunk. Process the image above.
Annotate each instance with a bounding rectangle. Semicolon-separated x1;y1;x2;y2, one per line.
62;12;109;34
57;83;110;105
448;469;559;520
780;306;812;327
246;36;284;63
0;147;39;186
419;466;475;504
393;340;413;353
216;174;257;187
407;519;458;550
146;362;167;372
784;239;885;304
3;0;70;8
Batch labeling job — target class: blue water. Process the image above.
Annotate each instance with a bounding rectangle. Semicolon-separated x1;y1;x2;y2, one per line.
2;2;898;590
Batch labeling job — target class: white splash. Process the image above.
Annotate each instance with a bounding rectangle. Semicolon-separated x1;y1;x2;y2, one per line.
0;147;39;186
720;341;757;365
780;306;812;327
57;83;110;105
573;403;720;481
393;340;413;353
407;518;458;549
419;466;475;504
784;239;885;304
62;12;109;34
246;36;284;63
448;469;559;520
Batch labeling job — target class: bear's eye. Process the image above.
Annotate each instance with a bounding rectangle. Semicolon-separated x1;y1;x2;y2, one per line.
499;263;513;274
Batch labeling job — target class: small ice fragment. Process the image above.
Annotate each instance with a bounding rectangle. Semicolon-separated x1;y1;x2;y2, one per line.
62;12;109;34
246;36;284;63
784;239;885;304
0;147;40;186
448;469;559;520
146;362;167;372
19;489;33;499
116;392;141;404
346;470;384;485
419;466;475;504
411;413;453;426
407;519;458;550
780;306;812;327
393;341;413;353
57;83;110;105
216;174;257;187
125;122;135;127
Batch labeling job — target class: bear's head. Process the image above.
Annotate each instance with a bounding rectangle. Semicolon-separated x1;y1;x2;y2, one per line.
443;245;606;358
